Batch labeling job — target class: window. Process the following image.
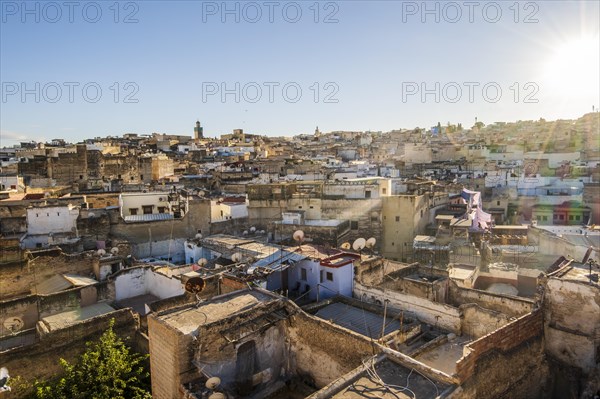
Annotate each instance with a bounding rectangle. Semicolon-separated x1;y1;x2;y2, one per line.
158;207;166;214
142;205;153;215
395;216;400;222
559;215;564;220
57;212;60;216
129;208;138;215
497;201;501;206
79;175;83;179
350;221;358;230
543;216;548;221
36;243;42;248
420;210;423;217
320;270;324;283
382;188;387;194
569;215;574;221
365;190;371;198
326;272;333;281
140;175;144;180
301;268;307;281
576;215;581;221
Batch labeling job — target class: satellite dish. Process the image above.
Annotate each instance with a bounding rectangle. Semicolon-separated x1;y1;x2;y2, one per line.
110;247;119;255
197;258;208;267
340;242;351;250
352;238;366;252
195;233;203;239
185;277;205;293
293;230;305;242
231;252;242;262
366;237;377;249
205;376;221;390
250;226;256;233
88;212;96;218
97;249;106;256
242;230;249;236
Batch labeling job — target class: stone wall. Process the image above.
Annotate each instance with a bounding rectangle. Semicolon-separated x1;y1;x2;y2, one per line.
448;280;535;318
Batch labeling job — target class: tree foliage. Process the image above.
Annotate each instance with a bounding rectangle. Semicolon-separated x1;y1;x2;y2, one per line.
32;320;151;399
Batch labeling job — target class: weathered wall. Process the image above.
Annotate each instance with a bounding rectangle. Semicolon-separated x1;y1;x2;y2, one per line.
286;311;376;388
1;309;137;397
355;258;412;286
448;280;534;318
456;309;543;382
544;277;600;373
354;281;462;333
0;249;98;300
460;303;511;338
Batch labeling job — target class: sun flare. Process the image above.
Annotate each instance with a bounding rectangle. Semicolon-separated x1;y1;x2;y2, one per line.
542;35;600;97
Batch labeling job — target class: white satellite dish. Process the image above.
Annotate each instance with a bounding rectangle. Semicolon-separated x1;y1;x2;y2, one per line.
242;230;249;236
293;230;305;243
231;252;242;262
195;233;203;239
110;247;119;255
97;249;106;256
340;242;351;250
88;212;96;218
250;226;256;233
197;258;208;267
352;238;366;252
366;237;377;249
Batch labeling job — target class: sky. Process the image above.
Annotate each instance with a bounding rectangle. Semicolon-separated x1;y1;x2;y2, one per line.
1;0;599;146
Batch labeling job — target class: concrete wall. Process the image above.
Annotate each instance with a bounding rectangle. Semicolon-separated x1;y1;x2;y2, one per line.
113;266;185;302
26;205;78;235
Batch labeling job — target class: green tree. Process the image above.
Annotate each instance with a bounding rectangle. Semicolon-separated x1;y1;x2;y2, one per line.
33;320;151;399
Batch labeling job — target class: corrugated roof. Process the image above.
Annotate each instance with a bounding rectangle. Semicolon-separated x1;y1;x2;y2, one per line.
33;274;72;295
252;250;307;271
124;213;174;222
315;302;401;338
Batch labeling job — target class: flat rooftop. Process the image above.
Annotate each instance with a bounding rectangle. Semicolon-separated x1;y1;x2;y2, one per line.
314;302;401;338
157;290;275;335
327;357;451;399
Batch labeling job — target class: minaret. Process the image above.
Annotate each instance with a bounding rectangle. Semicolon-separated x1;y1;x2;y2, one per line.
194;120;203;140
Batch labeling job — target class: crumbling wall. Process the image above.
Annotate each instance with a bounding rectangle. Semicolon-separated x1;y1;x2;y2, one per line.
0;249;98;300
460;303;511;338
448;279;534;318
456;309;543;383
355;258;411;286
544;277;600;373
286;311;376;388
1;309;137;397
354;281;462;333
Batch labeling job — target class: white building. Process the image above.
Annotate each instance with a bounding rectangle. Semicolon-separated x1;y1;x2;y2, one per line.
21;205;80;249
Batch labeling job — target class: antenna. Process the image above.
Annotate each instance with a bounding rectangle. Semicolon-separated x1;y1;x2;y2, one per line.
110;247;119;255
352;238;366;252
340;242;351;250
97;249;106;256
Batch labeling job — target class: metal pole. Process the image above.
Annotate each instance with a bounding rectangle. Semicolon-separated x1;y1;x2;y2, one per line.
380;299;388;339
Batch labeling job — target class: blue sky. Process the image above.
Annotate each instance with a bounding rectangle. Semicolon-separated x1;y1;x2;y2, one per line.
1;0;599;145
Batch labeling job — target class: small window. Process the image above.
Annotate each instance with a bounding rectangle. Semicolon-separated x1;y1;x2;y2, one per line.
79;175;83;179
320;270;324;283
301;268;307;281
350;221;358;230
89;204;94;209
382;188;387;194
118;174;121;179
142;205;153;215
576;215;580;221
396;216;400;222
129;208;138;215
57;212;60;216
543;216;548;221
158;207;166;214
298;206;302;209
131;176;135;180
326;272;333;281
559;215;564;220
497;201;500;206
569;215;574;221
309;206;314;209
365;190;371;198
140;175;144;180
36;243;42;248
420;210;423;217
